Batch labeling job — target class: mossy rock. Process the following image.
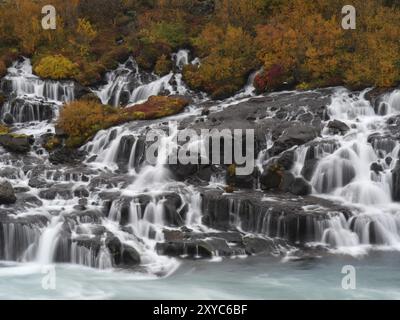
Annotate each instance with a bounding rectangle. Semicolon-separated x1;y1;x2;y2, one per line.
57;96;190;148
0;132;33;153
43;136;62;152
0;124;10;134
125;96;190;120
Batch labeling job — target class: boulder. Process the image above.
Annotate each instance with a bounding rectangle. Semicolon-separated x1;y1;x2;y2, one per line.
280;171;295;192
327;120;350;135
0;133;33;153
39;184;74;200
260;165;283;190
370;162;384;174
73;186;90;198
269;124;320;156
277;150;295;170
0;179;16;204
289;177;312;196
120;244;141;266
2;113;14;125
49;147;86;165
242;236;277;255
301;158;318;181
28;176;51;189
0;167;21;180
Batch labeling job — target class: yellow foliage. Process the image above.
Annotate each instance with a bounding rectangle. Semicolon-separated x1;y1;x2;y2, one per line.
34;55;79;80
184;24;256;99
0;125;10;135
58;96;189;147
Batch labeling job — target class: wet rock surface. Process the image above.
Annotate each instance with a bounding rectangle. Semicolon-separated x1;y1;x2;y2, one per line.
2;56;399;275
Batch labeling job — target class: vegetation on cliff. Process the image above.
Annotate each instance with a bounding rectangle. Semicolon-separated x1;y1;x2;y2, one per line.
58;96;189;147
1;0;400;96
34;55;79;80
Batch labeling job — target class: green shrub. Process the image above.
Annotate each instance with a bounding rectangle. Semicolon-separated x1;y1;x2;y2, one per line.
140;21;188;49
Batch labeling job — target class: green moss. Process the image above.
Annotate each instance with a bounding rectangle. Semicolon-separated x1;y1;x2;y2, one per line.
140;22;188;49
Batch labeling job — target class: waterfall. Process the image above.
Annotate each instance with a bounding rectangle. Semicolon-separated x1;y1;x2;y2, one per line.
0;58;76;124
94;57;183;108
293;88;400;249
93;54;190;108
1;58;75;103
94;57;148;107
128;73;174;106
172;50;189;70
36;217;64;264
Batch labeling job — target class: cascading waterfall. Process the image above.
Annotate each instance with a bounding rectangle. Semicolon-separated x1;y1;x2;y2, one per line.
292;88;400;250
7;47;400;282
0;58;75;124
93;54;189;108
1;58;75;102
172;50;189;70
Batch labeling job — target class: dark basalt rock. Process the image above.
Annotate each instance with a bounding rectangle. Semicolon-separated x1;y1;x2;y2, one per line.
89;173;134;191
2;97;54;123
269;124;320;156
73;186;90;198
242;236;277;255
115;135;136;169
368;133;396;157
48;147;86;165
327;120;350;135
277;150;295;170
28;176;51;189
370;162;384;174
0;180;16;205
0;134;33;153
201;189;352;244
0;167;21;180
301;158;318;181
260;165;283;191
15;193;43;208
289;177;312;196
155;237;234;258
2;113;14;125
280;171;295;192
39;184;74;200
66;209;104;224
120;244;141;266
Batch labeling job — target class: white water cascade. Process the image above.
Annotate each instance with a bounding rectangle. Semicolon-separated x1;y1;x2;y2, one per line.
293;88;400;251
94;55;189;108
0;58;76;124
